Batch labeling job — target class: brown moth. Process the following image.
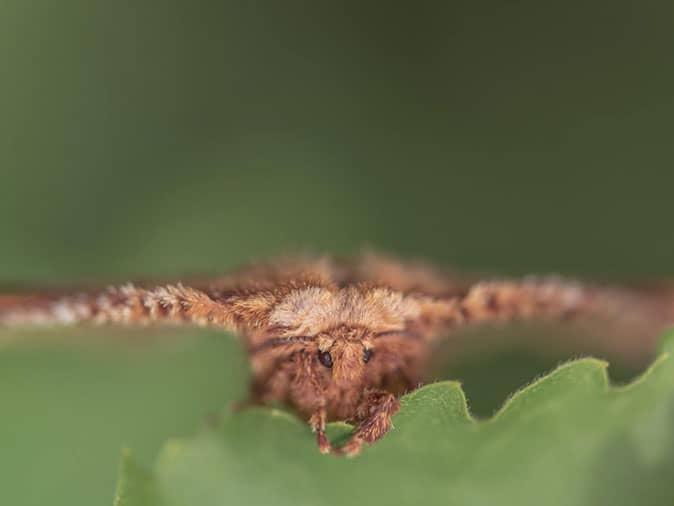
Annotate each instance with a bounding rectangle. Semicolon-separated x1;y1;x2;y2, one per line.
1;254;673;456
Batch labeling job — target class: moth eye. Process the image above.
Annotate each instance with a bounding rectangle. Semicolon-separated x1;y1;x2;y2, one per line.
317;350;333;368
363;348;374;363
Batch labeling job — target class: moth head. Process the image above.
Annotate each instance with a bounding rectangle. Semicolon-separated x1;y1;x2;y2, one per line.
315;327;374;385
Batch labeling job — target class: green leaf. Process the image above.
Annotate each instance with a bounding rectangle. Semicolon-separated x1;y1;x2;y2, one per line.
113;450;160;506
115;331;674;506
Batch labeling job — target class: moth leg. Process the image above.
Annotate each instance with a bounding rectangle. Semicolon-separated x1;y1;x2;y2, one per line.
337;390;400;457
309;408;333;455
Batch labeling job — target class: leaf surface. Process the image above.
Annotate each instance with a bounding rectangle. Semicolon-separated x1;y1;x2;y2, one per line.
115;332;674;506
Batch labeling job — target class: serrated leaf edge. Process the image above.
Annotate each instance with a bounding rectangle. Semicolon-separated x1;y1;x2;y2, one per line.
113;331;674;505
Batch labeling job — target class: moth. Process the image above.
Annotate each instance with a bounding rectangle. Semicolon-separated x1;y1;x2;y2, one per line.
1;254;672;456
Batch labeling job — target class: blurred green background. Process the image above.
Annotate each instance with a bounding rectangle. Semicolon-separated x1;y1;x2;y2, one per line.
1;1;673;505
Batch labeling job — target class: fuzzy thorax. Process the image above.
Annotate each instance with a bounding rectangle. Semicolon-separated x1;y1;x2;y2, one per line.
268;286;421;337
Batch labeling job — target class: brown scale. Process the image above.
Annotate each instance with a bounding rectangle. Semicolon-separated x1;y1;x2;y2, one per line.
1;254;673;456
